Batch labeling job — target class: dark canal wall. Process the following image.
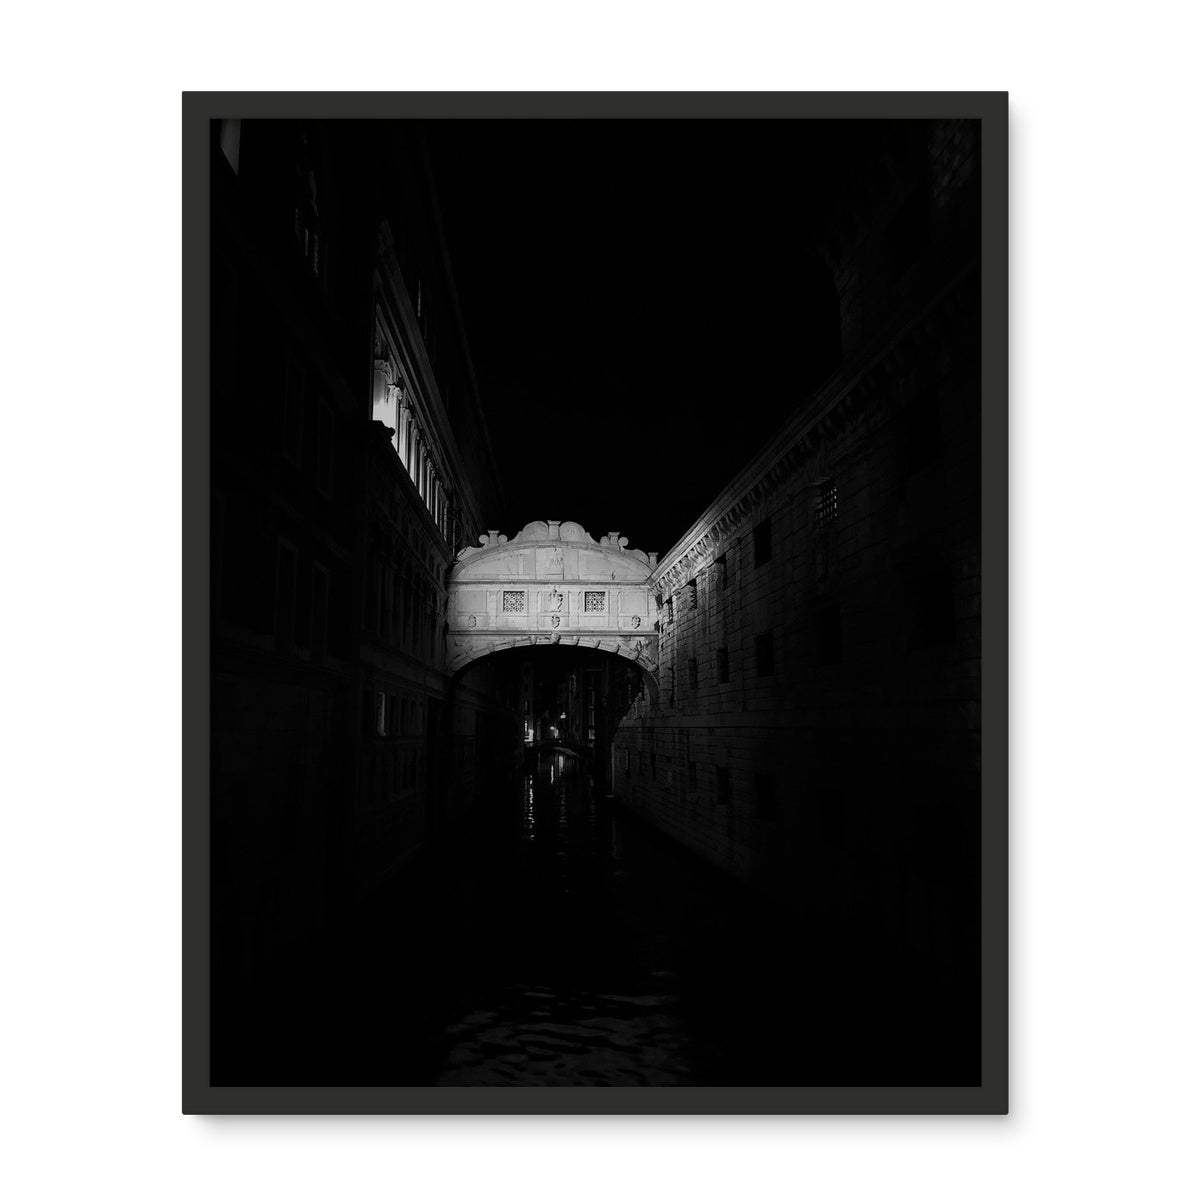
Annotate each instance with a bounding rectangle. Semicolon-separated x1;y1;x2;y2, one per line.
213;750;977;1086
609;119;982;1015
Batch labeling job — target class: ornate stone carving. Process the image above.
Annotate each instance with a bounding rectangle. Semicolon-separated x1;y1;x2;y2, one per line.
448;521;659;673
455;521;654;566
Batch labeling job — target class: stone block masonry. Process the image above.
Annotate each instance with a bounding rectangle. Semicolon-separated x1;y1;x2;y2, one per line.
611;118;982;995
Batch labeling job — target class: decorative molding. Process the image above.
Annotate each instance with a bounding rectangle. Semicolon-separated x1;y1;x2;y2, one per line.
454;520;655;567
649;261;979;595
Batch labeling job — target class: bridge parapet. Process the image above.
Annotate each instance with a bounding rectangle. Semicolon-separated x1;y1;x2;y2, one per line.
447;520;659;674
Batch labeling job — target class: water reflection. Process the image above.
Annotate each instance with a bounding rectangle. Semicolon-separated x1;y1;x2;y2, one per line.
435;750;691;1086
215;745;977;1087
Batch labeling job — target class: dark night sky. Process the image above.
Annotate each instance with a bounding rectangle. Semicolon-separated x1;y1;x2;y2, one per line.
422;119;879;556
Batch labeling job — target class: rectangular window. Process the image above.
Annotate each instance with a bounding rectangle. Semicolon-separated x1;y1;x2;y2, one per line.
753;517;772;567
688;658;698;689
665;597;674;624
316;400;334;498
687;579;698;609
817;480;838;529
717;647;729;684
375;692;387;737
754;773;777;820
274;540;297;651
715;765;731;805
584;591;606;613
687;760;697;792
311;564;329;663
502;590;526;614
714;553;727;590
755;630;775;677
282;354;304;467
650;753;657;781
391;574;404;644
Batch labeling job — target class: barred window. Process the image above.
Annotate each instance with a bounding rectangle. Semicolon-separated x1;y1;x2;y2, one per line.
502;590;526;614
817;480;839;529
583;590;606;613
715;765;731;805
687;579;698;609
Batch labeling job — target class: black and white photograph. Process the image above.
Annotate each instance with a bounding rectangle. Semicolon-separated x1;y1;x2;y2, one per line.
191;96;1004;1110
15;1;1200;1190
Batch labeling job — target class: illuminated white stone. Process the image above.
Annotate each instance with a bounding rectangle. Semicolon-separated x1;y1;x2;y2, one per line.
447;521;659;673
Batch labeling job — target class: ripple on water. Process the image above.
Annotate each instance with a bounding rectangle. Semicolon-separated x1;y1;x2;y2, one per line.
436;984;689;1086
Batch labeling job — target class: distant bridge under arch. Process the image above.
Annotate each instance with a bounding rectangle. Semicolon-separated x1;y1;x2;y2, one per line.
447;521;659;675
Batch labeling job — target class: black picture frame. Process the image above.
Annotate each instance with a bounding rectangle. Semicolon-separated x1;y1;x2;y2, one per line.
184;90;1008;1115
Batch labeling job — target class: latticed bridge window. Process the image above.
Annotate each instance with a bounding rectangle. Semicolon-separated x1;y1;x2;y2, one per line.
817;480;839;529
584;591;606;613
502;590;526;614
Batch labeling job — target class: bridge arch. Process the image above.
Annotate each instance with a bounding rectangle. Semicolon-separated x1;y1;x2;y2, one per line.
447;521;659;676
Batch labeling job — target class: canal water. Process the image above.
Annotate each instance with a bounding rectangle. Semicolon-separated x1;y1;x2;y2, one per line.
217;748;973;1086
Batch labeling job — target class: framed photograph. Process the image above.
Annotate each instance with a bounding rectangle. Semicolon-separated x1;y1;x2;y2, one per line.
184;92;1007;1114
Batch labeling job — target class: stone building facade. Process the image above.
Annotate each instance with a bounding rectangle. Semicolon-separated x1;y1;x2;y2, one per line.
209;119;514;999
609;119;982;994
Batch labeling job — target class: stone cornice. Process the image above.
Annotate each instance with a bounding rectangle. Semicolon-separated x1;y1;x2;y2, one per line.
454;520;657;571
649;259;980;597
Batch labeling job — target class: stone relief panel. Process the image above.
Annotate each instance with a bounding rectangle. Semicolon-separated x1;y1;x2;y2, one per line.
447;522;659;671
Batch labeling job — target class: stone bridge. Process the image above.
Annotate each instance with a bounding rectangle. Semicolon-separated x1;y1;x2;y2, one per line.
447;520;659;675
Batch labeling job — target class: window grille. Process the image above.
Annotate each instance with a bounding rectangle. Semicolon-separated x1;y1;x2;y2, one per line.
715;765;731;805
502;590;526;614
584;591;606;613
817;481;839;530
